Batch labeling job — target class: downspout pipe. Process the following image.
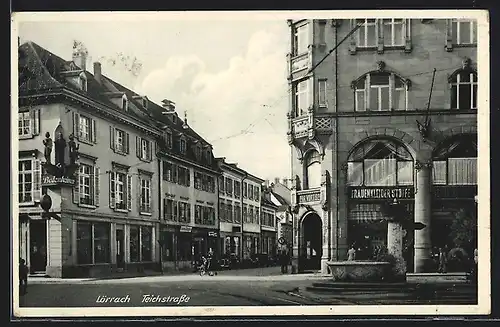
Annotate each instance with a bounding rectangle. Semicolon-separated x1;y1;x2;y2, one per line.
241;173;248;262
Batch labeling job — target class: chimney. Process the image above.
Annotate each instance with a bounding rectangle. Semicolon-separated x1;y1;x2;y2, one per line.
161;99;176;112
72;41;88;71
274;177;280;185
93;62;102;84
265;179;270;187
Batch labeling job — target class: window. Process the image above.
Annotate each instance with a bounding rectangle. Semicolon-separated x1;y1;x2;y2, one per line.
450;70;477;110
451;19;476;45
347;139;413;186
137;137;152;161
234;203;241;223
139;175;152;214
110;127;129;154
383;19;404;47
164;199;175;220
109;170;132;211
293;23;309;56
73;113;96;143
195;146;202;160
178;166;190;187
79;115;91;141
432;134;477;185
318;21;326;45
225;177;233;195
254;186;259;201
248;184;254;200
357;19;377;48
165;132;172;149
79;73;87;92
255;208;259;224
196;204;204;223
305;150;322;189
227;203;233;222
74;163;100;206
18;158;41;204
219;176;225;193
76;221;110;265
122;95;128;111
163;161;173;182
18;109;40;138
243;182;247;198
234;181;241;197
249;206;254;224
180;138;187;154
243;204;248;223
293;79;310;117
354;72;408;111
178;202;191;223
130;225;153;262
318;79;327;107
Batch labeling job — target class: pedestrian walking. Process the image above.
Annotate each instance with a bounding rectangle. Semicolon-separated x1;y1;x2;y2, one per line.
19;258;28;295
279;249;288;274
438;247;447;273
347;245;356;261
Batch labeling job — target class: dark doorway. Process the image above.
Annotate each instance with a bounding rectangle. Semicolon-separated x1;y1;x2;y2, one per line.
300;213;322;271
116;229;125;269
29;220;47;273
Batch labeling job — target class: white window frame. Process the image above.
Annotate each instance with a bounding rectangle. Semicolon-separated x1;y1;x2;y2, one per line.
19;158;41;205
357;19;377;48
115;129;125;153
115;172;126;211
180;138;187;154
452;19;476;45
79;163;93;205
140;176;152;214
141;138;150;160
383;18;405;47
451;72;477;110
18;112;31;137
318;79;327;107
355;73;408;111
293;23;309;56
294;79;310;117
79;115;91;142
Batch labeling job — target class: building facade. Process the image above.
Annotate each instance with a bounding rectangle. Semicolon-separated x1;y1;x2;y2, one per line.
286;18;478;273
260;189;279;259
18;42;163;277
241;174;265;261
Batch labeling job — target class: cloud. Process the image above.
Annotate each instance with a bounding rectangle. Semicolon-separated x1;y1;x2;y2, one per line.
138;28;290;179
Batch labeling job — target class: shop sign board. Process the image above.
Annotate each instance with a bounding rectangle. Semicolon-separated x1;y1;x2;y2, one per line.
349;186;414;200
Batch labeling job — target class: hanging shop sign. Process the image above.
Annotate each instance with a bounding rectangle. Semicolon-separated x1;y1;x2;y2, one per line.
208;231;218;237
42;175;76;186
349;186;414;200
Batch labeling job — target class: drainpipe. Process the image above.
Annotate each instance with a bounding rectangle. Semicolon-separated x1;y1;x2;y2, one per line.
334;22;340;261
158;155;163;273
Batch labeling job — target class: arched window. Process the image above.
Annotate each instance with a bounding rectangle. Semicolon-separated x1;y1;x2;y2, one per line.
122;94;128;111
347;139;413;186
450;69;477;110
354;72;408;111
304;150;321;189
432;134;477;185
79;72;87;92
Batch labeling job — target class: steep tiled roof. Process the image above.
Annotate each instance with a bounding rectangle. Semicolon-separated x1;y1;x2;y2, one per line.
18;41;218;171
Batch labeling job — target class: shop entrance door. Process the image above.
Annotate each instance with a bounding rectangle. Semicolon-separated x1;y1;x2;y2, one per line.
300;212;322;271
116;228;125;269
29;220;47;273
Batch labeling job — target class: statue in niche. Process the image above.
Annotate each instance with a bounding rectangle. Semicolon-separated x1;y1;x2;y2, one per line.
54;131;67;168
42;132;53;164
68;134;79;165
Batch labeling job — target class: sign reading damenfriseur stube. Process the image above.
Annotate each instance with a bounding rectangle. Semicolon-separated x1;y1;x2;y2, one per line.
42;175;76;186
349;186;414;200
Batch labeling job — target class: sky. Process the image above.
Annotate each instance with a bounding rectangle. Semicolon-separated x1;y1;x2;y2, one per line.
17;14;291;181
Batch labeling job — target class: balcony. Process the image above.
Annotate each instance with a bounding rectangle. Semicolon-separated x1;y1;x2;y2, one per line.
290;52;310;74
291;116;309;139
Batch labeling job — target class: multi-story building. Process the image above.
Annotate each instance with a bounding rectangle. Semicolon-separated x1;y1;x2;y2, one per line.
18;42;163;277
153;104;219;272
241;174;265;261
286;18;478;273
216;158;245;260
260;188;278;259
268;181;293;253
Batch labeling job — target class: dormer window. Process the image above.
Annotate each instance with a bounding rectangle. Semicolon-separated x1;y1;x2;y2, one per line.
79;72;87;92
122;94;128;111
205;150;212;164
195;145;202;160
179;137;187;154
164;131;172;149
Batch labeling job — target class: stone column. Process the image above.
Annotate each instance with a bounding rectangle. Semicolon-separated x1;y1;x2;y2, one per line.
321;208;330;274
414;161;432;273
387;221;406;280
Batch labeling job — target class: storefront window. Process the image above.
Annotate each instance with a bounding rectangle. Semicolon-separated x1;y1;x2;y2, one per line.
177;233;192;261
347;139;413;186
141;226;152;262
93;222;110;264
161;230;174;261
432;134;477;185
76;221;92;265
130;226;140;262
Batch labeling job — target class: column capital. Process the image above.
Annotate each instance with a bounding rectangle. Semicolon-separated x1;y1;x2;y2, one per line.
415;159;433;172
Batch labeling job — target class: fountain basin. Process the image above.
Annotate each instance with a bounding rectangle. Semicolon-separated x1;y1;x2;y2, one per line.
327;261;391;282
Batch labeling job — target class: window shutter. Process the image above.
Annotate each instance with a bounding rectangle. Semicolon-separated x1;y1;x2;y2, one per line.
349;19;357;55
173;165;178;183
404;19;412;53
127;174;132;211
445;19;453;52
137;175;142;212
33;159;42;202
148;141;153;161
109;171;115;209
32;108;41;136
186;203;191;223
91;119;97;143
136;136;141;158
72;166;80;204
125;133;130;154
148;180;153;213
109;126;115;151
73;112;80;140
173;201;178;221
94;166;100;206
